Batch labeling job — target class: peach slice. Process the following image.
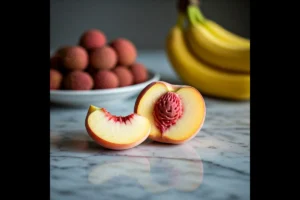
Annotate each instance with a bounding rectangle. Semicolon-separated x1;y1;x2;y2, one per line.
134;81;206;144
85;105;151;150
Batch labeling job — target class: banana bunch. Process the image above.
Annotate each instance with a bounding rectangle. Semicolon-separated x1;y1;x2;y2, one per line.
165;5;250;100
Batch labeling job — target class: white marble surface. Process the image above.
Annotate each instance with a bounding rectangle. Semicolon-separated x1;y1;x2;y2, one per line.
50;51;250;200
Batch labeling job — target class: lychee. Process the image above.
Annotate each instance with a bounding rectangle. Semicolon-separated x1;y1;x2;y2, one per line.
50;69;63;90
93;70;119;89
89;46;117;70
129;63;148;84
57;46;88;71
79;29;107;50
113;66;134;87
64;71;94;90
110;38;137;66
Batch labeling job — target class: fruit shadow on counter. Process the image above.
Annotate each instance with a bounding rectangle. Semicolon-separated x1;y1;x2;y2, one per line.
51;130;112;152
51;129;180;154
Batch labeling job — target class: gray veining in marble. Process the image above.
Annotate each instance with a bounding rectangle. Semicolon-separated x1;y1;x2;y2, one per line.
50;51;250;200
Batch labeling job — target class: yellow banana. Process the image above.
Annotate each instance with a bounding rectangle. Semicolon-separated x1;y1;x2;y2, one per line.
204;20;250;48
165;14;250;100
185;6;250;73
193;7;250;48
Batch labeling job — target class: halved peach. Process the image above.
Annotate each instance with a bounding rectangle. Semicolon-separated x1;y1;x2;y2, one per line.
85;105;151;150
134;81;206;144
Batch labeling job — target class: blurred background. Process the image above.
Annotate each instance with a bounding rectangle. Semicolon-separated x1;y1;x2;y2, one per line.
50;0;250;51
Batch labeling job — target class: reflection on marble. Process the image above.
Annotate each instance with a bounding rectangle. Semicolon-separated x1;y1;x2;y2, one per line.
87;155;203;193
50;51;249;200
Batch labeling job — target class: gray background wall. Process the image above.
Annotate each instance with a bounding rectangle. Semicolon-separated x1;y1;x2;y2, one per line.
50;0;250;50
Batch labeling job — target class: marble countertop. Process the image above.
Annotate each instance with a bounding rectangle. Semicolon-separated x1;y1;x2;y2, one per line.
50;51;250;200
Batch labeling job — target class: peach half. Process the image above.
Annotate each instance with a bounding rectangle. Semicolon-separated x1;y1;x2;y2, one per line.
134;81;206;144
85;105;151;150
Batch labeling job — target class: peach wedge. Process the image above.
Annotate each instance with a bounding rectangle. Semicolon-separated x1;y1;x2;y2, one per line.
134;81;206;144
85;105;151;150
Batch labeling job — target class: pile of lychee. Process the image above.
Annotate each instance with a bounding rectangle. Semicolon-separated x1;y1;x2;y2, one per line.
50;29;149;90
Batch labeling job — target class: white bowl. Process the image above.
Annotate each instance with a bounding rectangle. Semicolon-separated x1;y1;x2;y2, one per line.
50;70;160;107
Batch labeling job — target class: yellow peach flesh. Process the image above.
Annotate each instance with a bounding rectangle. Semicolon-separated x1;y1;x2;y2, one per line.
87;110;151;145
135;81;206;143
163;87;205;142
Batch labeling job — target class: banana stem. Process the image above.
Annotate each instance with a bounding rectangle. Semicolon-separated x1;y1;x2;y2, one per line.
187;6;198;26
195;8;206;22
187;5;206;26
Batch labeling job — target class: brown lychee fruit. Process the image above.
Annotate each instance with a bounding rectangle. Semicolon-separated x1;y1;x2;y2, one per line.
50;69;63;90
129;63;148;84
64;71;94;90
93;70;119;89
110;38;137;66
57;46;88;71
112;66;134;87
79;29;107;50
89;46;117;70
